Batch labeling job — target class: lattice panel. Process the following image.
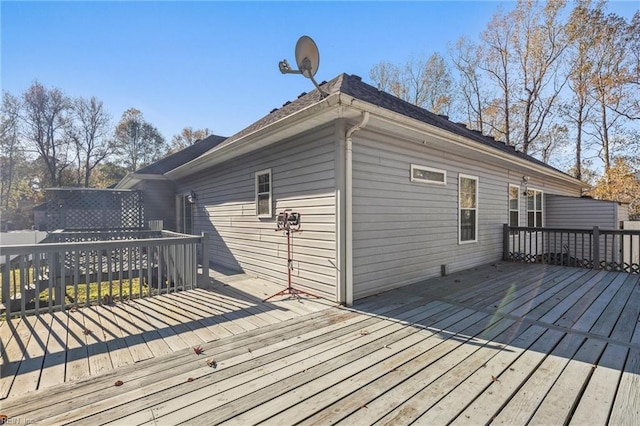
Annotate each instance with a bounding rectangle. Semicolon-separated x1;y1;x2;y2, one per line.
46;190;145;231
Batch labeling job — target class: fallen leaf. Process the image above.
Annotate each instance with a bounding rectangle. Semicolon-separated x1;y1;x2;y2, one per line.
114;380;123;387
82;328;91;335
491;376;499;382
360;404;368;409
207;359;217;368
193;346;204;355
187;377;196;382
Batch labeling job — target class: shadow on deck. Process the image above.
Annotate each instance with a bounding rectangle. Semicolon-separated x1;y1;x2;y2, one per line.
0;266;334;399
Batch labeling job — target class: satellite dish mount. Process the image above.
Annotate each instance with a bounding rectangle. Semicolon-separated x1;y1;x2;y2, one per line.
279;36;328;98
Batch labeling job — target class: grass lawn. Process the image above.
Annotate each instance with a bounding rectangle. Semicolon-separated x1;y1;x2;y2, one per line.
2;266;150;312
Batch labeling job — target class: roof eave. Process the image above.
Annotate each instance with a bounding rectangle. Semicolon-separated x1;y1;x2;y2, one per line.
166;93;350;180
342;95;588;190
115;173;168;189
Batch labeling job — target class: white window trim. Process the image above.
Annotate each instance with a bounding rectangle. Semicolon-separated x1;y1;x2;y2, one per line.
255;168;272;218
527;188;544;227
509;184;520;227
410;164;447;185
459;173;479;244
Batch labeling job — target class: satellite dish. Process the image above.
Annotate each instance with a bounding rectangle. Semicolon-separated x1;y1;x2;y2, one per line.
295;36;320;79
279;35;327;98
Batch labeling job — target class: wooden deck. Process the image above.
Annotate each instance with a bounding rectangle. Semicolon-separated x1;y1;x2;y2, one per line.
2;262;640;425
0;268;334;400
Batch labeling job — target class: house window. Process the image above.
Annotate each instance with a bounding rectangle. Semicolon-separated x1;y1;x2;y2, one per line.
459;174;478;243
410;164;446;185
527;189;543;227
255;169;272;217
509;184;520;227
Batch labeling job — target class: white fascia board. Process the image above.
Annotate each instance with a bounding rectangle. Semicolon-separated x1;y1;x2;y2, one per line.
166;94;354;180
342;96;589;190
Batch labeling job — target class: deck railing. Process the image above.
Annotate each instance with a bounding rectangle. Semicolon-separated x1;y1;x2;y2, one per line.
503;225;640;274
1;230;209;318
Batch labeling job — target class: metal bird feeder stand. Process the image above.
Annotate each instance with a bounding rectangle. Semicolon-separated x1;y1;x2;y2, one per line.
263;210;319;302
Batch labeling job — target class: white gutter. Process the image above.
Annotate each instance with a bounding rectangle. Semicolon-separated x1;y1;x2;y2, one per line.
344;112;369;307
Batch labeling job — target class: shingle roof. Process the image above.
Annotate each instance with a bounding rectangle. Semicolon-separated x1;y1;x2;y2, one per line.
135;134;227;175
217;73;565;175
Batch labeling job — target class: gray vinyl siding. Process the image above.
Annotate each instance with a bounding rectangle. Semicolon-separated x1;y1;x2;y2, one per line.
140;180;177;231
351;129;580;299
545;195;620;229
176;125;337;300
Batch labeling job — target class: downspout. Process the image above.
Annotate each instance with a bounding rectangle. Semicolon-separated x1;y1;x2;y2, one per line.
345;112;370;306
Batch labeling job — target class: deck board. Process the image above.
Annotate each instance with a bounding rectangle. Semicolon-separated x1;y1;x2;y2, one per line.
2;263;639;426
6;315;50;397
37;311;68;390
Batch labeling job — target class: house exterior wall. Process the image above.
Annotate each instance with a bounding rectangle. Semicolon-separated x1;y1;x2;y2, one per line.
617;203;629;225
141;180;176;231
176;125;338;300
350;128;582;299
545;195;621;229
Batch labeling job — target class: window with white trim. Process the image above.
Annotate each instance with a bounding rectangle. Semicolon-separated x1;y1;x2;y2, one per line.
255;169;272;218
527;189;543;227
509;184;520;227
459;174;478;243
410;164;446;185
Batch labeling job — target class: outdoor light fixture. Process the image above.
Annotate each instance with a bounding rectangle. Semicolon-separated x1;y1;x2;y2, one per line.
187;190;197;204
522;176;530;195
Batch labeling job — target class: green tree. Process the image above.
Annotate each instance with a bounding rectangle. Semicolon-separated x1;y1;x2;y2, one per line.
89;162;128;188
1;92;21;211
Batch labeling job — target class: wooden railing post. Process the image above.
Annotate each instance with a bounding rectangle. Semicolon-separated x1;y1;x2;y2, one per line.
201;232;209;284
593;226;600;270
503;224;510;261
2;260;11;318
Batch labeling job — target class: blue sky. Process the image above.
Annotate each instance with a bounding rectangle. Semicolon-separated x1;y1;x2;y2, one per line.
2;1;638;142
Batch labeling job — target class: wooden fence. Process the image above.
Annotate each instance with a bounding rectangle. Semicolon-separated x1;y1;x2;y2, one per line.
503;225;640;274
1;231;209;318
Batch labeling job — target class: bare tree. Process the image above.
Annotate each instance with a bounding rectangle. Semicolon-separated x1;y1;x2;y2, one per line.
564;0;600;180
422;53;453;115
66;96;114;187
588;9;629;171
369;61;401;95
369;54;454;114
451;37;486;132
479;7;515;146
114;108;167;172
511;0;569;155
168;127;211;154
21;81;71;187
